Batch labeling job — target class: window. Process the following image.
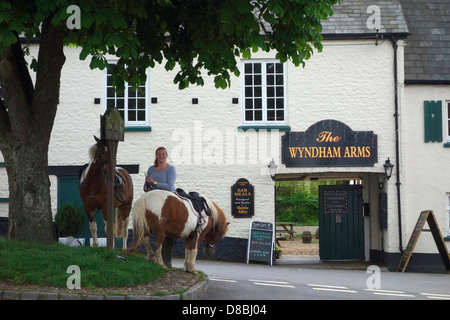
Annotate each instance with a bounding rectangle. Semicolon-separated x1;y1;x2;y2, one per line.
104;62;150;128
242;61;287;124
446;101;450;142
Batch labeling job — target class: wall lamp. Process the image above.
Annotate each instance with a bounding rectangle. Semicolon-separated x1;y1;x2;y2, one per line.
268;159;278;180
383;158;394;180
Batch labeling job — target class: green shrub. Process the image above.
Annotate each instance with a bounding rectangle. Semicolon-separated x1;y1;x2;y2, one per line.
55;203;85;236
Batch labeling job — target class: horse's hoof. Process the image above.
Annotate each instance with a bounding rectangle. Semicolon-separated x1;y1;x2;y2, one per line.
186;269;198;275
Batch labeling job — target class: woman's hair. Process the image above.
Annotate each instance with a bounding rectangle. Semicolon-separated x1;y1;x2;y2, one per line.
154;147;168;167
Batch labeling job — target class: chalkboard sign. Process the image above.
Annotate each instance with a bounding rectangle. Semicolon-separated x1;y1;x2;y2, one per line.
397;210;450;272
231;178;254;218
247;220;274;265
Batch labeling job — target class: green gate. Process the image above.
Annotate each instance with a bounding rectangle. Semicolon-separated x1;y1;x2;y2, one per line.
319;185;364;260
57;176;106;244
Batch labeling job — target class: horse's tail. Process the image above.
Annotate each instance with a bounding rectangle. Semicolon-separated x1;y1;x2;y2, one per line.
124;196;150;253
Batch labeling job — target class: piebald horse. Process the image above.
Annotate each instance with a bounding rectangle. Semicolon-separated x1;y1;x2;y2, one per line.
126;189;229;274
79;136;133;249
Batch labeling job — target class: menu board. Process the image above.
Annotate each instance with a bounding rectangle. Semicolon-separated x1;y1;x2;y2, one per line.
247;220;274;265
231;178;254;218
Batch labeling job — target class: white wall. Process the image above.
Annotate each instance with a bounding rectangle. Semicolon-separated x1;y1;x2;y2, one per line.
402;85;450;252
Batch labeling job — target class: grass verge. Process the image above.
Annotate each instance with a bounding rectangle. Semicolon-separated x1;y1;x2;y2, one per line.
0;238;165;288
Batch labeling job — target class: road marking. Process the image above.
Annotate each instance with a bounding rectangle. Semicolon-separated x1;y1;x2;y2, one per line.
249;279;290;285
365;289;405;294
420;293;450;300
210;277;237;283
251;279;295;288
307;284;357;294
307;284;349;289
372;292;414;298
312;287;358;293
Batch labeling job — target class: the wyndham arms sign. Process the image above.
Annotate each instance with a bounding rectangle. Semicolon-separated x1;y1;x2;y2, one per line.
282;120;378;167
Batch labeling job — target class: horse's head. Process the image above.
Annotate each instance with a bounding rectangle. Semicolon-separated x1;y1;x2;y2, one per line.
93;135;108;165
203;202;229;257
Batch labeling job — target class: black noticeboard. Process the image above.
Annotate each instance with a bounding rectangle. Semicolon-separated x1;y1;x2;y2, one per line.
247;220;274;265
231;178;254;218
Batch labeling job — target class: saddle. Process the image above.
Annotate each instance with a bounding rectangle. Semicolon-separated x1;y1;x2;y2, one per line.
175;188;211;220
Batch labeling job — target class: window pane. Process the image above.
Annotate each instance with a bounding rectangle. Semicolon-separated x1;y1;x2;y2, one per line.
116;98;124;109
267;75;274;85
267;87;274;97
128;99;136;110
267;110;275;121
128;86;136;98
245;64;252;74
276;110;284;121
254;63;261;74
245;75;252;85
107;99;115;108
245;99;253;109
254;75;261;86
245;87;253;97
254;87;262;97
138;86;146;97
276;86;284;97
107;87;115;98
267;98;275;109
276;98;284;108
266;63;274;74
138;110;146;121
255;98;262;109
245;110;253;121
276;63;283;73
255;110;262;121
276;75;283;85
128;110;136;121
138;99;145;109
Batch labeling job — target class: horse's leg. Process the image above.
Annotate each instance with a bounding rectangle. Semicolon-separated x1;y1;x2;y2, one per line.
143;236;156;262
85;208;98;247
116;206;130;250
90;220;98;247
153;232;167;269
184;237;199;274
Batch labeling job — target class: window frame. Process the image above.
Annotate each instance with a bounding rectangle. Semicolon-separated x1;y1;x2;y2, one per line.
241;60;288;126
103;61;150;128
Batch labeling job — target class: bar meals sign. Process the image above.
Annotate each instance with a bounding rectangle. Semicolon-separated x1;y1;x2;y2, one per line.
282;120;378;167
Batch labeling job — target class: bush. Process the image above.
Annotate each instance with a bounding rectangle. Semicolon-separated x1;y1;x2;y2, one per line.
55;203;85;236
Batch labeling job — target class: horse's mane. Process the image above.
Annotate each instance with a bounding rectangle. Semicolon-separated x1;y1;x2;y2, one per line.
207;200;228;237
88;144;97;162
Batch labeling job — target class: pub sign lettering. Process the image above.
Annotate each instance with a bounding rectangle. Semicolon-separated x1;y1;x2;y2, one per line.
231;178;254;218
282;120;377;167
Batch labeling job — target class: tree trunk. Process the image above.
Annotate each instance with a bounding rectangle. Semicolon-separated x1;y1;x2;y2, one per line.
0;18;65;243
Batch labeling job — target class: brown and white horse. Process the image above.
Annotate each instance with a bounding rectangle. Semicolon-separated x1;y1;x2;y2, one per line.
126;189;228;274
79;136;133;249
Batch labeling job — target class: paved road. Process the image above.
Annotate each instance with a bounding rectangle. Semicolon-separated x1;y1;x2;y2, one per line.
173;258;450;300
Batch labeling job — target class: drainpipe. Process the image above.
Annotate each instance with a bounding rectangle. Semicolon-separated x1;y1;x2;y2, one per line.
390;36;403;253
